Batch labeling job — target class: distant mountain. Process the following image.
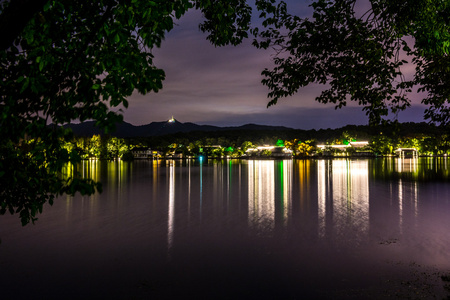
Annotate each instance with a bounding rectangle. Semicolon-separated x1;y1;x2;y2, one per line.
62;119;294;138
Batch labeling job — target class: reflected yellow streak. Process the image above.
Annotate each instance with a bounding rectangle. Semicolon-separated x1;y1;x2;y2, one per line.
297;160;311;210
317;160;327;238
81;159;100;183
396;157;418;174
282;160;292;225
317;159;369;239
248;161;275;232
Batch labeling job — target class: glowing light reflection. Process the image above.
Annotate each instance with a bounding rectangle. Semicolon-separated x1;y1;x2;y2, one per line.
282;160;292;225
199;158;203;220
396;157;418;173
399;178;403;234
317;159;369;240
248;161;275;232
414;181;418;217
317;160;327;238
168;162;175;255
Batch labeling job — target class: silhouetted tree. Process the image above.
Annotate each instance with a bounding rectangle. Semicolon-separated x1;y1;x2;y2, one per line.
0;0;254;224
253;0;450;125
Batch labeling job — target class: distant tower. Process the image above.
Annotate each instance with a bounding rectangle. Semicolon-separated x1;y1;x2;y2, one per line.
168;116;175;123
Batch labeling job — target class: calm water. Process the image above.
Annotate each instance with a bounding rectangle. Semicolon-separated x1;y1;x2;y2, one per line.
1;158;450;299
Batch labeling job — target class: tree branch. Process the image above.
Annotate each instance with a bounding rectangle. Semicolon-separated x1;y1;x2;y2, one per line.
0;0;49;51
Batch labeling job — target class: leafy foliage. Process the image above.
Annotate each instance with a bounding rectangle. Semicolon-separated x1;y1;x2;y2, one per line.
253;0;450;125
0;0;253;224
195;0;252;46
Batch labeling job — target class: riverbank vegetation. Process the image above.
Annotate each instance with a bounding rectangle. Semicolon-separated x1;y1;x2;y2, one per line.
61;121;450;160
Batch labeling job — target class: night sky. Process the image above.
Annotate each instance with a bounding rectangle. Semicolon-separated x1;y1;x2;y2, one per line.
123;1;426;129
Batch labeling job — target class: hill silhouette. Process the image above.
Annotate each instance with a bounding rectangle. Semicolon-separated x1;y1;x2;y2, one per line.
63;119;293;138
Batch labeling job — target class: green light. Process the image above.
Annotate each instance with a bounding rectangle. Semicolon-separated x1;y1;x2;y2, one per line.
276;139;285;147
278;161;284;199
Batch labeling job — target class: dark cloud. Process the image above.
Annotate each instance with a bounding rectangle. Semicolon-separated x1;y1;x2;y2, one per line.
123;2;426;129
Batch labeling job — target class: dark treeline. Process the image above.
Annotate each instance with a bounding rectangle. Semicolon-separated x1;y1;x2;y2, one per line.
58;121;448;159
130;122;446;149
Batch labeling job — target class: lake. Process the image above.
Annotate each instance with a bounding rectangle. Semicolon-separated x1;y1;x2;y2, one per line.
1;157;450;299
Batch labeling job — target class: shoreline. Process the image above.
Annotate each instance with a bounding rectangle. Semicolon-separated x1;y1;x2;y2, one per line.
117;154;448;161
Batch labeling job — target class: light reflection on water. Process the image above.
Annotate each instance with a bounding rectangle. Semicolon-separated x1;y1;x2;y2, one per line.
248;160;275;232
42;158;450;254
167;161;175;254
2;158;450;298
317;159;369;242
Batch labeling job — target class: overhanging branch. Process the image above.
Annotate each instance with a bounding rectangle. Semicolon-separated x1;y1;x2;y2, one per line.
0;0;49;51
